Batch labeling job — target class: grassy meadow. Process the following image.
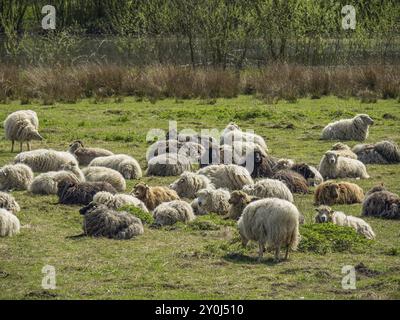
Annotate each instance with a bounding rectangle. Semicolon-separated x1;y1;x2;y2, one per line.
0;95;400;299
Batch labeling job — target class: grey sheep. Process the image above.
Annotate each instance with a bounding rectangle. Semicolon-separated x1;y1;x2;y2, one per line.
68;140;114;166
0;208;20;237
89;154;142;179
147;153;192;177
352;141;400;164
0;163;34;191
0;192;20;214
321;114;374;141
362;187;400;219
169;171;214;199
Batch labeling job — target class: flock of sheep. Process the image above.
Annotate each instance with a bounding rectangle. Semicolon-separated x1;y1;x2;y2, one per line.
1;110;400;262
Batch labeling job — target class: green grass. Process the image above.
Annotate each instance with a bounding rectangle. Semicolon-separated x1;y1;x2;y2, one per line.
0;95;400;300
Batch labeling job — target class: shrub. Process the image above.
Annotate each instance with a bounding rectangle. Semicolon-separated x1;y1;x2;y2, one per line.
119;205;154;224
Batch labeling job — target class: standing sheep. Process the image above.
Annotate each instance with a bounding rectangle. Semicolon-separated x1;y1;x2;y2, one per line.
242;179;294;203
4;110;43;152
314;181;364;205
321;114;374;141
89;154;142;179
0;208;20;237
272;170;309;194
92;191;148;212
15;149;78;172
330;143;357;159
153;200;195;226
68;140;114;166
195;188;230;215
352;141;400;164
0;163;34;191
132;183;180;211
238;198;300;262
169;171;213;199
82;166;126;192
362;187;400;219
0;192;20;214
319;151;370;179
147;153;192;177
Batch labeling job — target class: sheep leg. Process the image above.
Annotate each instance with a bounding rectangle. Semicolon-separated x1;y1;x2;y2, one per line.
27;142;31;151
284;246;290;260
11;140;14;152
274;247;281;263
258;241;265;262
19;142;23;152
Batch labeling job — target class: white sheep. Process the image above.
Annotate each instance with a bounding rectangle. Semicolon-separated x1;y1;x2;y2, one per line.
169;171;214;199
0;192;20;214
147;153;192;176
321;114;374;141
315;205;375;240
197;164;253;190
0;163;34;191
238;198;300;262
221;130;268;152
4;110;43;152
92;191;148;212
195;188;230;215
221;122;241;137
319;151;370;179
146;139;180;162
0;208;20;237
153;200;196;226
14;149;78;172
89;154;142;179
242;179;294;203
82;166;126;192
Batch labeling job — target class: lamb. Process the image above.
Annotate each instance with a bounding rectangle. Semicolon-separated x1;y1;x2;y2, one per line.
221;130;268;152
80;203;144;239
318;151;370;179
362;187;400;219
195;188;230;215
147;153;192;177
57;179;117;205
153;200;195;226
82;166;126;192
238;198;300;262
15;149;79;172
272;170;309;194
290;163;324;186
0;192;20;214
4;110;43;152
132;183;180;211
197;164;253;191
314;181;364;206
0;163;34;191
68;140;114;166
169;171;213;199
92;191;148;212
89;154;142;179
29;162;84;195
321;114;374;141
352;141;400;164
315;205;375;239
330;143;357;159
242;178;294;203
225;190;258;220
0;208;20;237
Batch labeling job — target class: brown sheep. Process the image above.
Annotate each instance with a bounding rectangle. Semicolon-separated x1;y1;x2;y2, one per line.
225;190;259;220
272;170;309;194
314;181;364;206
241;150;275;179
132;183;180;211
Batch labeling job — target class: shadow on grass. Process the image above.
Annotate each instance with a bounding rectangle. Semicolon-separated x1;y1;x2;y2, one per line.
222;252;281;266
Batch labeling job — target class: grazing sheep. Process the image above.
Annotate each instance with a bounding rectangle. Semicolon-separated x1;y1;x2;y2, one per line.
89;154;142;179
352;141;400;164
321;114;374;141
272;170;309;194
242;178;294;203
362;187;400;219
82;166;126;192
68;140;114;166
57;180;117;205
153;200;195;226
238;198;300;262
0;208;20;237
0;163;34;191
80;203;144;239
226;190;258;220
330;143;357;159
147;153;192;177
197;164;253;191
314;181;364;205
315;205;375;239
195;188;230;215
0;192;20;214
15;149;78;172
240;150;275;179
92;191;148;212
319;151;370;179
169;171;213;199
221;130;268;152
291;163;324;186
132;183;180;211
4;110;43;152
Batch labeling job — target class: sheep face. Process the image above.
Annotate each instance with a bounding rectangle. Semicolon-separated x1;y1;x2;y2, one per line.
69;140;84;153
315;205;334;223
196;189;211;208
26;129;43;141
80;202;97;215
170;175;187;191
254;151;263;164
325;152;338;165
133;183;149;199
357;114;374;126
326;183;340;200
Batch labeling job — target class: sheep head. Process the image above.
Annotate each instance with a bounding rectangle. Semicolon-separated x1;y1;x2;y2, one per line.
325;182;340;200
69;140;84;152
315;205;334;223
357;114;374;126
324;151;339;165
132;183;149;200
331;142;350;151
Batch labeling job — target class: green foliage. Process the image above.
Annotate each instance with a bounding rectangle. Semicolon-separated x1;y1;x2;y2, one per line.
119;205;154;225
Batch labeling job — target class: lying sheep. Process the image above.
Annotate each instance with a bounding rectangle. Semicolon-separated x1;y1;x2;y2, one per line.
271;158;295;173
0;163;34;191
352;141;400;164
362;187;400;219
190;198;204;215
0;208;20;237
291;163;324;186
319;151;369;179
225;190;258;220
15;149;78;172
57;179;117;205
330;143;357;159
272;170;309;194
238;198;300;262
147;153;192;177
170;171;213;199
80;203;144;239
92;191;148;212
132;183;180;211
195;188;230;215
222;130;268;152
68;140;114;166
314;181;364;205
315;205;375;239
146;139;180;162
82;166;126;192
242;178;294;203
197;164;253;191
321;114;374;141
0;192;20;214
153;200;195;226
221;122;241;137
4;110;43;152
89;154;142;179
240;150;275;178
